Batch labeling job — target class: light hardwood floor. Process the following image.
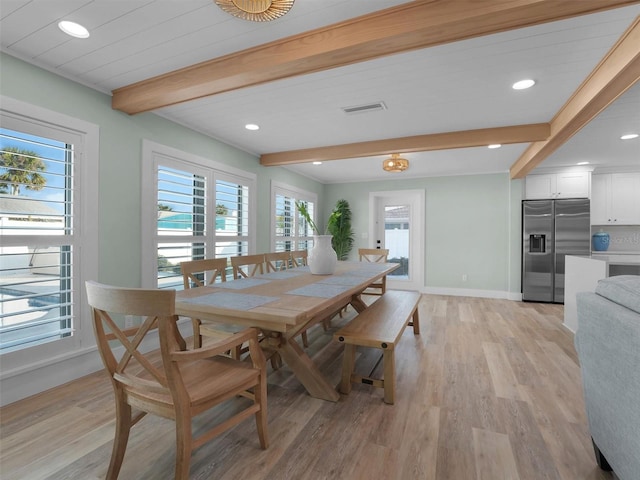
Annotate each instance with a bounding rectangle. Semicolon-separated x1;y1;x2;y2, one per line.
0;295;615;480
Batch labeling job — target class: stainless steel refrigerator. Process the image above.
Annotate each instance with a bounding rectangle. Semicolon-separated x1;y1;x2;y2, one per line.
522;198;590;303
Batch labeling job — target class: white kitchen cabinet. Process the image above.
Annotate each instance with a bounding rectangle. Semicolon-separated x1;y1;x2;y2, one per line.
525;172;590;199
591;173;640;225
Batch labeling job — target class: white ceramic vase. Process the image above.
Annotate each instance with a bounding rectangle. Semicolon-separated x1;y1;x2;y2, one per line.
308;235;337;275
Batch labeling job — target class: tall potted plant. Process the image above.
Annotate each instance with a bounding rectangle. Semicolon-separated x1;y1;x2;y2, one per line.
327;199;354;261
296;201;338;275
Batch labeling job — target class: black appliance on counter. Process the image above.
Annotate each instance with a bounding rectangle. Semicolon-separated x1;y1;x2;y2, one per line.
522;198;591;303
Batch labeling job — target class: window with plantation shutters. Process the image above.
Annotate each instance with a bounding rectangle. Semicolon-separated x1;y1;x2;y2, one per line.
156;165;207;290
142;141;256;289
214;178;251;259
271;182;317;252
0;130;73;352
0;98;98;359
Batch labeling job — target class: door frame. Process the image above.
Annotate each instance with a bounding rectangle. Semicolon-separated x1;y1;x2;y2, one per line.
368;190;425;292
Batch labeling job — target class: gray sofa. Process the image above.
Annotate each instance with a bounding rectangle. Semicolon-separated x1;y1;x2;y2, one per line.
575;275;640;480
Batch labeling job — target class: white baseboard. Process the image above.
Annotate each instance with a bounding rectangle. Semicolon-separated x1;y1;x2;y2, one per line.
0;319;193;407
0;346;104;407
422;286;521;301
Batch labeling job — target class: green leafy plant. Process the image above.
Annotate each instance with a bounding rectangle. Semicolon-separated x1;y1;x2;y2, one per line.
215;203;229;215
295;200;318;234
327;199;354;260
295;200;340;235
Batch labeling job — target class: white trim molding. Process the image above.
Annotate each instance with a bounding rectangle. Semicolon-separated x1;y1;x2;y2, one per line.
422;286;521;301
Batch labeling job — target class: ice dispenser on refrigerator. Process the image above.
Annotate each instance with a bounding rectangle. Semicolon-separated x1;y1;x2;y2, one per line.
529;234;546;253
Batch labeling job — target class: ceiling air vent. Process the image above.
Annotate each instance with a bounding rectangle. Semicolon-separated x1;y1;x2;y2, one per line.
341;101;387;115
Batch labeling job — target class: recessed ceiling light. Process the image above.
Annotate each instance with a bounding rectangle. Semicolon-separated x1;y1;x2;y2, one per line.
512;79;536;90
312;161;322;165
620;133;638;140
488;144;501;149
58;21;89;38
577;161;589;165
245;124;259;131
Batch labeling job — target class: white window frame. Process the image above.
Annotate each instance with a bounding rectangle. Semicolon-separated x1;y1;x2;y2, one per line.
141;140;257;289
0;96;99;375
270;181;317;251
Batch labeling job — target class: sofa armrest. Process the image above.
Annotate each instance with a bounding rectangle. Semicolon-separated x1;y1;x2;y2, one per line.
575;291;640;480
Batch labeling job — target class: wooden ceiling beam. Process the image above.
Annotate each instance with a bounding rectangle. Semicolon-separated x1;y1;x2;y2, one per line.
112;0;637;114
260;124;550;166
510;16;640;179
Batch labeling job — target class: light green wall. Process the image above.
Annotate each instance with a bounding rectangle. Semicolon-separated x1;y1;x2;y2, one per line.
0;53;324;287
324;174;524;293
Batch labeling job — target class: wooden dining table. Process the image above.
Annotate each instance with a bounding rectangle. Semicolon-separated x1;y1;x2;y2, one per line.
175;260;399;402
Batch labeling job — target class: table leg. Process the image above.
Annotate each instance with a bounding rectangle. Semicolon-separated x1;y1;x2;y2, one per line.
277;336;340;402
350;294;368;313
411;308;420;334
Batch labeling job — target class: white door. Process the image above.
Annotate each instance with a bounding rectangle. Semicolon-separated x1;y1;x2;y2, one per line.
369;190;424;291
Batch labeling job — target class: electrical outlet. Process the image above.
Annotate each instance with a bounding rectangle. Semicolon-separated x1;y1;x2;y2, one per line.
124;315;135;328
462;274;468;282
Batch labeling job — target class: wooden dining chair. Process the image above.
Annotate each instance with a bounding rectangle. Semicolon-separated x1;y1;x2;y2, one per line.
265;251;292;272
180;257;228;349
359;248;390;295
231;254;265;279
290;250;308;267
85;281;268;480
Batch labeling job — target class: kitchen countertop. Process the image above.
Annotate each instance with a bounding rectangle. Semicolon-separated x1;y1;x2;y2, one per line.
590;254;640;266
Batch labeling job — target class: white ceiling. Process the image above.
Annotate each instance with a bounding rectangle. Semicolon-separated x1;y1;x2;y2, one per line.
1;1;639;184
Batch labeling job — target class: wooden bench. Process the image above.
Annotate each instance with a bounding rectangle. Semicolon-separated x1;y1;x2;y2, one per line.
334;290;421;404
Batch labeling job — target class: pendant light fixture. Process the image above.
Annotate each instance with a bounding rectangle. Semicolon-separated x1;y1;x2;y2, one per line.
215;0;295;22
382;154;409;173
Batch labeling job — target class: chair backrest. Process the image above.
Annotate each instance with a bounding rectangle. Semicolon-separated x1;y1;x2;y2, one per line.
180;258;227;289
85;281;178;397
358;248;390;295
265;252;291;272
359;248;389;263
290;250;308;267
231;254;265;279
